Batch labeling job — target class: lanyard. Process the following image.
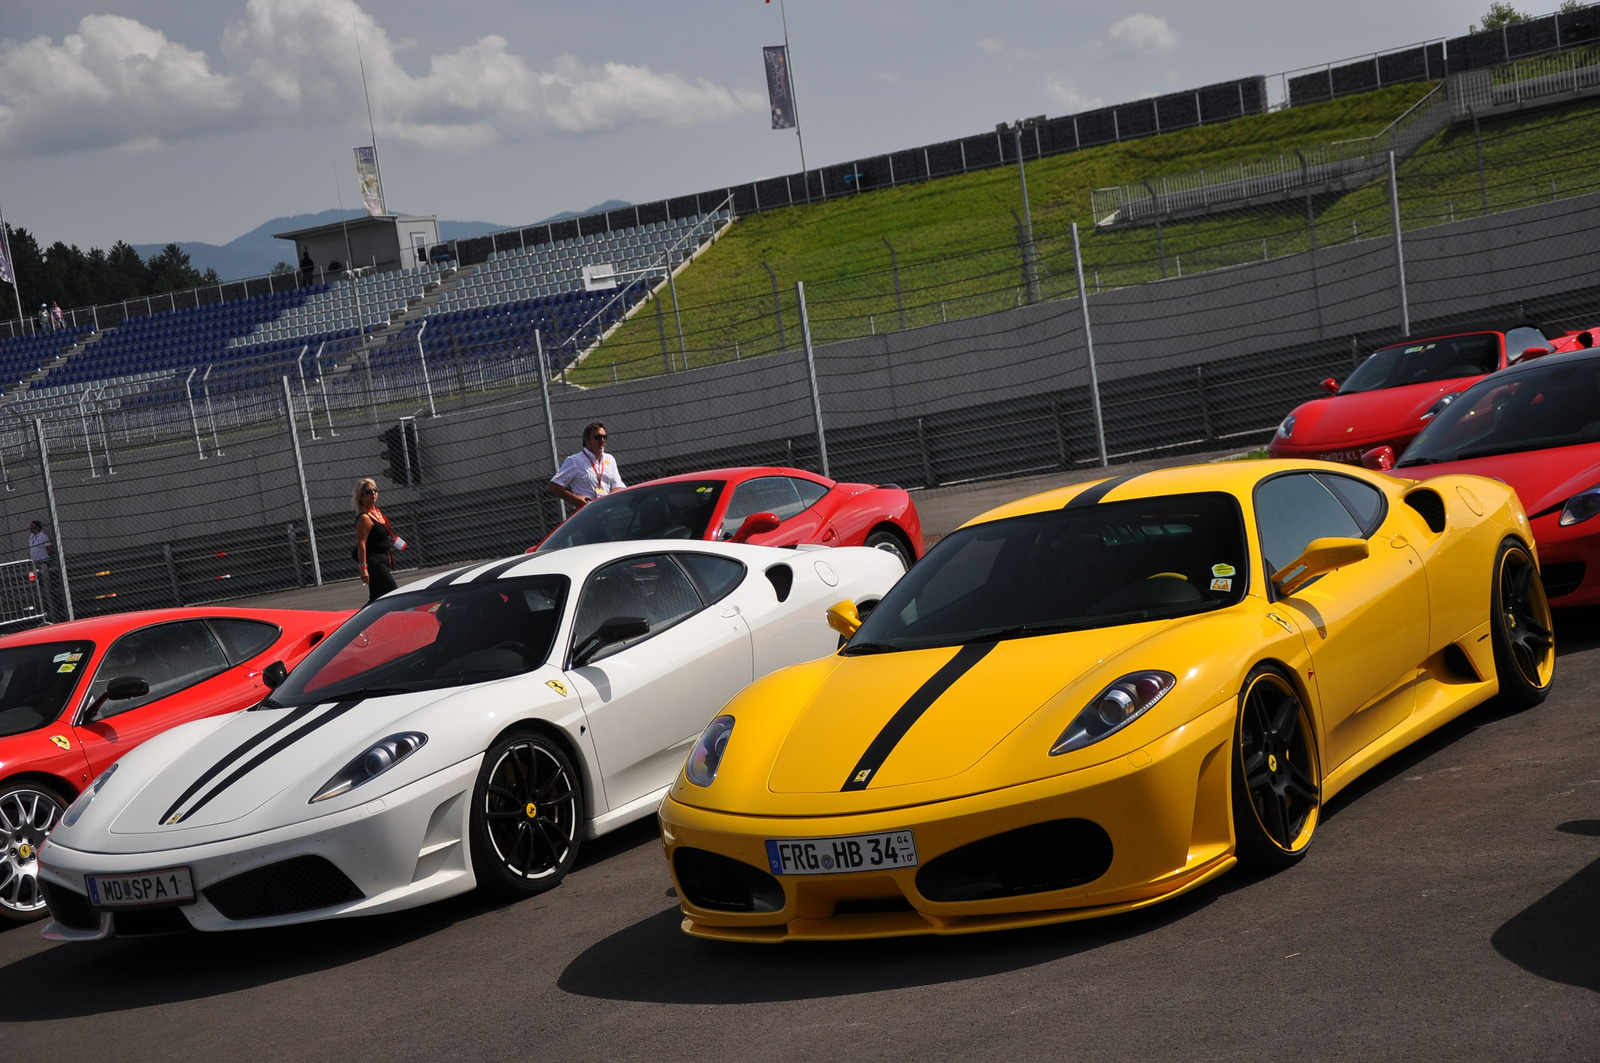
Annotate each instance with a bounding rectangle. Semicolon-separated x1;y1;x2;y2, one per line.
587;452;607;495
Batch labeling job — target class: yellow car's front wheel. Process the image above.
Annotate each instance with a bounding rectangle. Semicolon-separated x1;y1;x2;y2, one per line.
1230;666;1321;871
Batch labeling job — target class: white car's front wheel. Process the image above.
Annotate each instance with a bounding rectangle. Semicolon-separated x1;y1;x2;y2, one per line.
470;731;584;898
0;781;68;924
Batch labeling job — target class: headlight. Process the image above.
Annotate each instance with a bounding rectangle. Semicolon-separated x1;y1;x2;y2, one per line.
1276;414;1296;439
62;764;117;828
1560;485;1600;526
685;716;735;787
310;733;427;803
1050;672;1175;756
1420;393;1459;420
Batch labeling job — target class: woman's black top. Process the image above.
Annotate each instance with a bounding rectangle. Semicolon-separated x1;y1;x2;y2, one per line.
362;513;392;557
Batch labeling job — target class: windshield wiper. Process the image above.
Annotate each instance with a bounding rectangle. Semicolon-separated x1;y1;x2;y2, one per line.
961;620;1093;643
310;684;421;702
1453;440;1582;461
841;641;902;656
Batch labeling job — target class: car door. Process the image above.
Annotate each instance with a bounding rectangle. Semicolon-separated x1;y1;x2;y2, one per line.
1254;472;1429;772
71;619;241;777
564;553;753;811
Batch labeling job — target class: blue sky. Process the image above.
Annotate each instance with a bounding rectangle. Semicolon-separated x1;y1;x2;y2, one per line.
0;0;1491;248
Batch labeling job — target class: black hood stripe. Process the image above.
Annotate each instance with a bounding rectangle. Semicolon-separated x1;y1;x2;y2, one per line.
840;641;997;791
156;702;324;826
166;700;362;825
1064;473;1138;509
436;562;487;586
471;556;532;583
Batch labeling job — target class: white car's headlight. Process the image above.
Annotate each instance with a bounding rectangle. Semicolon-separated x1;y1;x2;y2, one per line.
1560;486;1600;526
1276;414;1296;440
62;763;117;828
685;716;735;787
310;733;427;803
1050;672;1175;756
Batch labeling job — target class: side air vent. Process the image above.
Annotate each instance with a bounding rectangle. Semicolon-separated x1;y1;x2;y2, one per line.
1405;489;1446;533
765;564;794;602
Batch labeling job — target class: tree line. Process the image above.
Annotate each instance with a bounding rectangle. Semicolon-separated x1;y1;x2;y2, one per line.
0;225;220;324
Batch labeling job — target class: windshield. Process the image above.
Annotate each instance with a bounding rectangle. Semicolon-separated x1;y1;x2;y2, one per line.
538;480;724;551
0;640;94;739
268;576;568;707
1399;356;1600;466
845;492;1248;653
1339;333;1500;394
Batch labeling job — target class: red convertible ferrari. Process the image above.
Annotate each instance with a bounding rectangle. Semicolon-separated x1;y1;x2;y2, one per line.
0;606;347;923
532;466;924;566
1267;322;1579;465
1380;345;1600;607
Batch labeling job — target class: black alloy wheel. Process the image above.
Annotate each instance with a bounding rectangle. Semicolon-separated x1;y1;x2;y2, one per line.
0;782;69;924
1490;539;1554;708
1231;666;1321;871
469;731;583;898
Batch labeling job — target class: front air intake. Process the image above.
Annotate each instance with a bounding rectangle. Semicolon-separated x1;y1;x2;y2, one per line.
673;847;785;913
41;881;98;931
916;819;1113;903
204;855;364;921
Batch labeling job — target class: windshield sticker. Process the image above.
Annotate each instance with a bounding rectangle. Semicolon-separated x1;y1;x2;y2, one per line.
52;651;71;662
57;663;77;673
1211;563;1236;577
49;735;70;750
1210;578;1233;592
696;486;712;493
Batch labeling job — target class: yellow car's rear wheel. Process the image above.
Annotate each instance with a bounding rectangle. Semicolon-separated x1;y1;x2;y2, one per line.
1231;666;1321;871
1490;539;1554;708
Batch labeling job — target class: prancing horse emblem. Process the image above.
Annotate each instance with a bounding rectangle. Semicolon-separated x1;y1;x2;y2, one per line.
546;679;568;697
49;735;70;750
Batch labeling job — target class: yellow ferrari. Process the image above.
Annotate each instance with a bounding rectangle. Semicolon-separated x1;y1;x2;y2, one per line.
659;460;1555;941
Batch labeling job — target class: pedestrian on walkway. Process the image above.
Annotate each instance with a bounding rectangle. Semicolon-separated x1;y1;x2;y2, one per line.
548;421;624;509
353;477;401;601
26;519;56;621
50;302;63;330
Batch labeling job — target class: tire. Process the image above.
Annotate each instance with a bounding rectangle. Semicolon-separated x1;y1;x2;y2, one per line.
468;730;583;899
1490;538;1555;709
1230;666;1322;872
864;528;913;570
0;780;70;925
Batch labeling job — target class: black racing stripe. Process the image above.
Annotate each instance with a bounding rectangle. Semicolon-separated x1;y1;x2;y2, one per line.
438;562;489;586
156;702;324;826
173;700;363;824
1064;473;1138;509
840;641;998;792
471;556;532;583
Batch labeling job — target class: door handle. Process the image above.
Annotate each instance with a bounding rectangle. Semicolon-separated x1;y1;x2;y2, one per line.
1390;535;1409;548
721;605;741;618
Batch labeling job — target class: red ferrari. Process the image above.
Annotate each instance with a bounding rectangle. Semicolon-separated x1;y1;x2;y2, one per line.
531;466;924;566
1380;345;1600;607
1267;323;1579;465
0;606;347;923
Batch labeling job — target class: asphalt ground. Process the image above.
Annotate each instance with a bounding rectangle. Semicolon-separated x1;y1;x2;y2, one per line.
3;449;1597;1060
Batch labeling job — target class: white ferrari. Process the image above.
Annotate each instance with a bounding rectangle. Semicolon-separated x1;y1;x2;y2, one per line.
38;542;904;938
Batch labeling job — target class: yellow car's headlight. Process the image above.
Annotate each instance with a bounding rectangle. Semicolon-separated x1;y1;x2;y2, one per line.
1050;672;1175;756
686;716;735;787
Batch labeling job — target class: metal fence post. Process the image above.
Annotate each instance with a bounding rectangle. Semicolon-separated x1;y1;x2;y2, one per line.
536;331;560;477
34;418;72;620
1387;151;1410;336
416;319;438;417
1070;224;1109;467
1471;110;1489;214
763;261;786;350
883;238;905;330
795;281;830;478
281;376;322;586
163;542;183;605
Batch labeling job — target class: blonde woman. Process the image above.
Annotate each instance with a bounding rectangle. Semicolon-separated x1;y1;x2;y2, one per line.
353;477;398;601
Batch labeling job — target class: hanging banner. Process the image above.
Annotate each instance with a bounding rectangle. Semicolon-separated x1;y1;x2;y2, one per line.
0;228;12;286
353;146;385;216
764;45;796;130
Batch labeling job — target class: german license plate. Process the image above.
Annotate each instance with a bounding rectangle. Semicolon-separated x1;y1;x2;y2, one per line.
765;830;917;876
85;867;195;907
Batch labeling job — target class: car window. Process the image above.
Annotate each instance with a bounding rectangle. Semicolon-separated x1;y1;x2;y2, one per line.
1314;474;1386;534
722;476;806;531
85;621;230;719
1340;333;1501;393
1254;474;1364;575
1401;359;1600;465
572;555;704;664
1505;326;1551;362
207;618;281;665
791;477;829;509
538;480;724;551
0;640;93;739
675;554;746;604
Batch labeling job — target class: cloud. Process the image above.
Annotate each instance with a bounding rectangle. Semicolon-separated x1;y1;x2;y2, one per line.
1045;75;1103;112
0;0;763;156
978;38;1005;55
1107;14;1179;55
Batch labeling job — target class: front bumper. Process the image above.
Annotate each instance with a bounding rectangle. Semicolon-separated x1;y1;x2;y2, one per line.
1532;512;1600;606
661;699;1237;942
1266;438;1402;465
38;755;482;940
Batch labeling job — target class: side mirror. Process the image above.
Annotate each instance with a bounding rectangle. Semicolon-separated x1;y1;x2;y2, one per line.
1272;537;1370;596
572;615;650;667
1319;377;1339;395
826;600;862;638
83;676;150;722
731;512;782;543
1360;445;1396;471
263;661;289;689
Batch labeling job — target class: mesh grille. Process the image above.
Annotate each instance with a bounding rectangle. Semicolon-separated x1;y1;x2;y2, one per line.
203;855;363;921
916;819;1114;903
42;881;98;931
673;847;784;913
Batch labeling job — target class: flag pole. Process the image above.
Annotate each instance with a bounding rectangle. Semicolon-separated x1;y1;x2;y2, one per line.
776;0;811;192
0;202;25;331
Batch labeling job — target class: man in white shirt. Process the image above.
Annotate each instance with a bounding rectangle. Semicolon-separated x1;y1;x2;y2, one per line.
548;421;625;508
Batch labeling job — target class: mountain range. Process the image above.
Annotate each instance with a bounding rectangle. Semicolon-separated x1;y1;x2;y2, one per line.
133;201;631;281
